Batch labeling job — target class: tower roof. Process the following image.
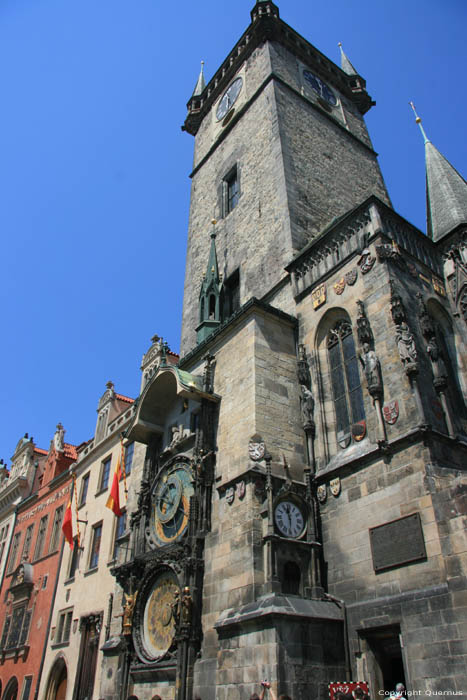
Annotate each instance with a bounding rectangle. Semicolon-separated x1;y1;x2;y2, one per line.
411;104;467;242
191;61;206;98
338;42;358;76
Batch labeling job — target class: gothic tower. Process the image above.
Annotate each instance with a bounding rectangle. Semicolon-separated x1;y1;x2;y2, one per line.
103;4;467;700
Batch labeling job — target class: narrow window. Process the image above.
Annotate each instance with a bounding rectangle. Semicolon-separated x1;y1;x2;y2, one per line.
7;533;21;574
327;320;365;443
223;166;239;216
49;506;64;553
33;516;49;561
112;511;127;561
89;523;102;570
124;443;134;476
56;609;73;644
99;458;112;491
68;537;80;579
79;474;90;506
21;525;34;562
21;676;33;700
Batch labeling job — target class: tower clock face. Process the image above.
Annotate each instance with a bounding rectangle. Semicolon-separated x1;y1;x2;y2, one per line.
274;500;306;538
152;462;194;545
303;70;337;106
216;77;243;121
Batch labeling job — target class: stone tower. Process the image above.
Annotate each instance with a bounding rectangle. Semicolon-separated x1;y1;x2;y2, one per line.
103;3;467;700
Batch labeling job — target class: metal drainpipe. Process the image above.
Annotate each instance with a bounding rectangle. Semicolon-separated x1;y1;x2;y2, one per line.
324;592;351;682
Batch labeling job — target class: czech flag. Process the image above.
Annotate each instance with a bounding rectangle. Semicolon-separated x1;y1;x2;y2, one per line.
106;456;122;517
62;499;74;549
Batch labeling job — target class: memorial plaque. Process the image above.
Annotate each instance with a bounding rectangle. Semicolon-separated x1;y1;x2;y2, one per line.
369;512;426;572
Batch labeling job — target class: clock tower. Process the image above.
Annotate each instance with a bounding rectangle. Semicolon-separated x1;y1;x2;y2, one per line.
180;0;390;356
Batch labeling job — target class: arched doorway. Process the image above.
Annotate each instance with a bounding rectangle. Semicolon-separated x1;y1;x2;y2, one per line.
3;677;18;700
44;656;68;700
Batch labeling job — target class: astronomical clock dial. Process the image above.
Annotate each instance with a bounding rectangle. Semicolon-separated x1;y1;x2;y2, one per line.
141;570;180;661
216;77;243;121
302;70;337;106
274;500;306;539
152;462;194;545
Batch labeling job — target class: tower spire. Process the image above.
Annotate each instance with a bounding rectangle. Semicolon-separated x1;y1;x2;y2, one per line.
191;61;206;98
338;42;358;76
410;102;467;241
196;220;223;344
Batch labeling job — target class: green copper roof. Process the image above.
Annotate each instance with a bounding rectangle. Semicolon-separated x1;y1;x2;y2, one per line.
338;42;358;76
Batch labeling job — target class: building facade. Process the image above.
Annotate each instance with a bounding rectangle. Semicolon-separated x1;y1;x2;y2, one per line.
97;2;467;700
0;427;75;700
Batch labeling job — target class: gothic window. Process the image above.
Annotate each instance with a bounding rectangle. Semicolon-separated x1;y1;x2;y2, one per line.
21;525;34;562
327;320;365;442
49;506;64;553
33;515;49;561
7;532;21;574
4;605;31;649
222;269;240;320
88;523;102;570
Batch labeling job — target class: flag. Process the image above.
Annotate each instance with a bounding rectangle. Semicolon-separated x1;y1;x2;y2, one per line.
62;499;74;549
106;456;122;517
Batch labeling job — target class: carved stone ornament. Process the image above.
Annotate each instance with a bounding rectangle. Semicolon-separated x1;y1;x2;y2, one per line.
383;400;399;425
359;343;383;396
345;269;358;286
98;381;115;411
248;438;265;461
225;486;235;505
426;337;448;385
418;273;431;287
330;478;341;497
312;283;326;310
358;248;375;274
376;241;403;264
417;293;435;340
297;344;311;389
356;300;373;346
352;421;366;442
300;384;315;430
407;262;418;278
395;322;418;370
431;277;446;297
237;480;246;499
389;279;406;326
317;484;327;503
53;423;65;452
333;277;346;295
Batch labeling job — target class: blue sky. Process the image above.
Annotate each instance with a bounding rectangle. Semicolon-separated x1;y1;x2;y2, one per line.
2;0;466;460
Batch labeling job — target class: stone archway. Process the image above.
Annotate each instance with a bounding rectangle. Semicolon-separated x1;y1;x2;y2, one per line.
2;677;18;700
44;656;68;700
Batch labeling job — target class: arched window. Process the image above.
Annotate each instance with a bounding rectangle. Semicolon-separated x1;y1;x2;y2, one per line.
327;320;365;444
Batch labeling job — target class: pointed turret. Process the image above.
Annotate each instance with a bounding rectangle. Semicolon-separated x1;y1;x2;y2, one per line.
191;61;206;98
196;221;223;344
338;42;358;76
411;102;467;242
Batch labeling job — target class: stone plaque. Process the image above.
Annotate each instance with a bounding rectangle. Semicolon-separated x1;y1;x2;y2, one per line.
312;283;326;310
369;513;426;572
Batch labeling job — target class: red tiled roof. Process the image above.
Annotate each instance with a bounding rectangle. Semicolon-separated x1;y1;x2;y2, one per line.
34;447;48;456
115;393;135;404
63;443;78;460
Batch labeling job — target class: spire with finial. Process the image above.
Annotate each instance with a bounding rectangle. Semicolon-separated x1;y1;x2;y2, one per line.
338;42;359;76
191;60;206;98
197;220;223;344
410;102;467;242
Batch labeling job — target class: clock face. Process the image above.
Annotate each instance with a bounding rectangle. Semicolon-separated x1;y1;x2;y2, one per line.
303;70;337;106
142;571;179;660
216;77;243;121
152;462;194;545
274;500;305;538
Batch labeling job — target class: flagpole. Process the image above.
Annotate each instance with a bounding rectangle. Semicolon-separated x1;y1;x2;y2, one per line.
121;436;128;502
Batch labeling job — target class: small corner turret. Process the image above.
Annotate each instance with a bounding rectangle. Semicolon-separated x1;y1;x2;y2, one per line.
196;220;222;344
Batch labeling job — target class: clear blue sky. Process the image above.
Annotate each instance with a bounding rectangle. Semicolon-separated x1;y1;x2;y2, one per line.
2;0;466;461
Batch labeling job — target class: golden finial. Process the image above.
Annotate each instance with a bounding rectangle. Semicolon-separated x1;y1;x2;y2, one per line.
409;101;429;144
211;218;217;226
338;42;342;47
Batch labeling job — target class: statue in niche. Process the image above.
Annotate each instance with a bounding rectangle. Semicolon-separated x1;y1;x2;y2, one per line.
300;384;315;427
359;343;383;394
426;337;448;383
297;344;311;389
181;587;193;625
121;591;137;635
395;322;418;368
356;300;373;346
